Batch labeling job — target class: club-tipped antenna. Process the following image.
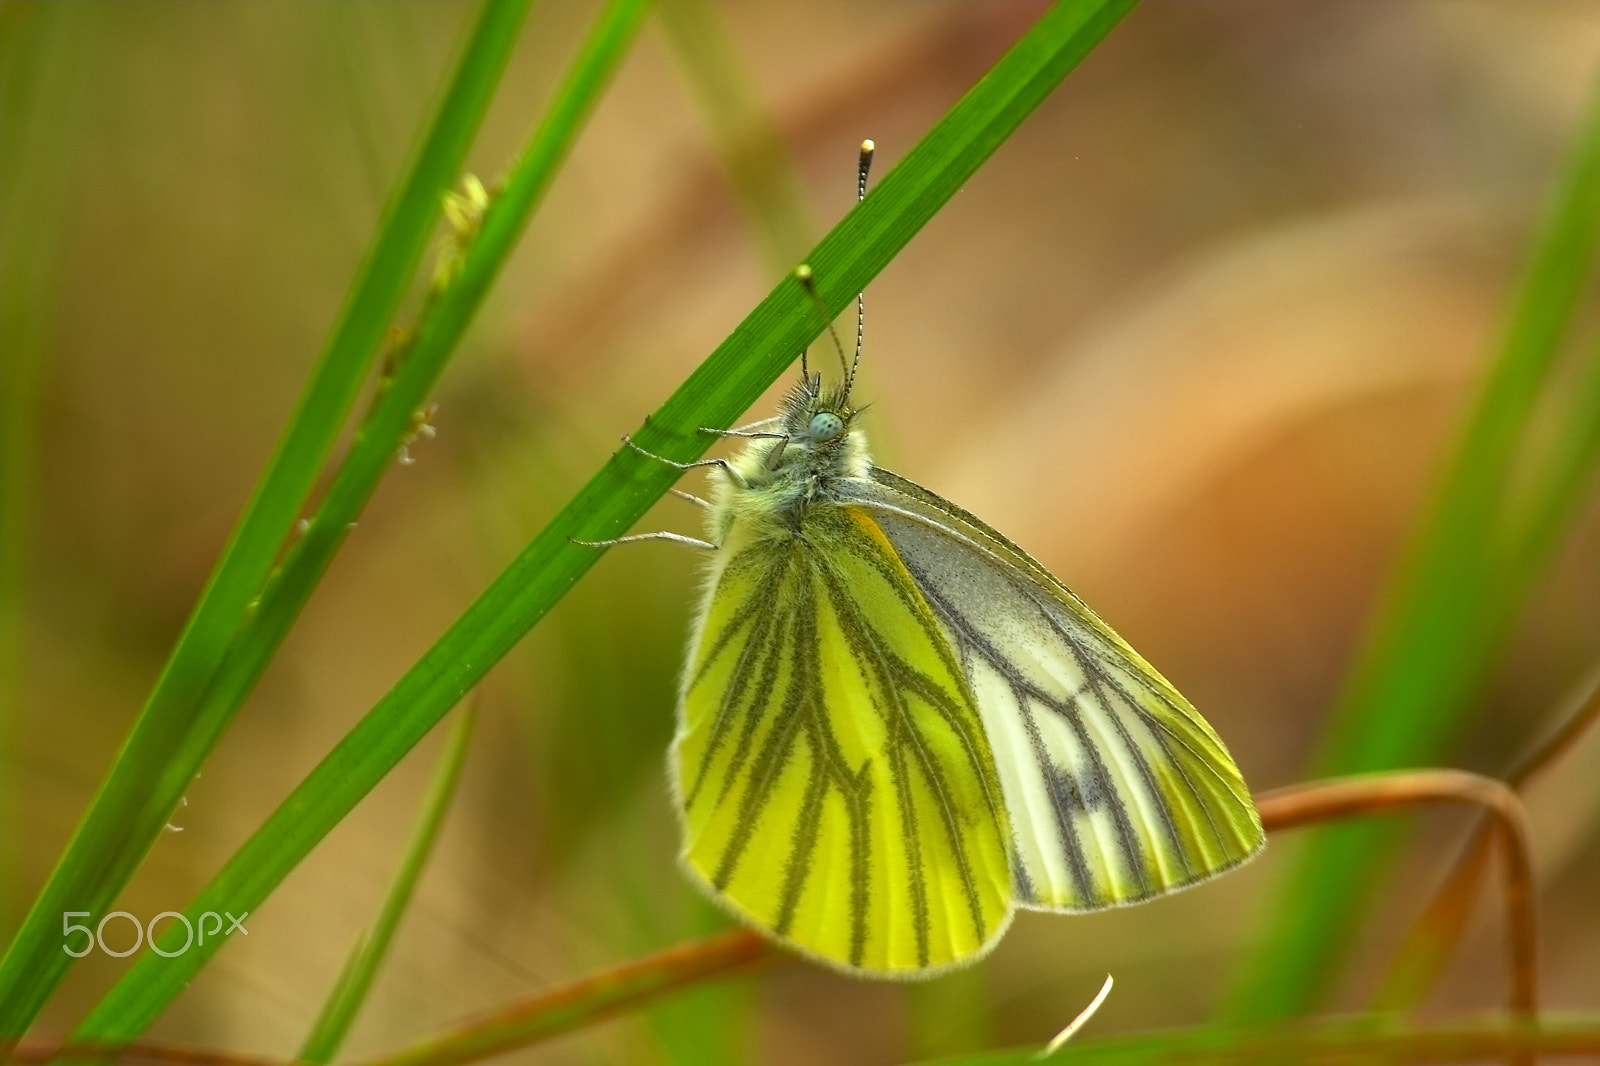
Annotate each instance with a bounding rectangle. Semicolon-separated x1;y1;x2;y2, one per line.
794;264;849;387
847;139;873;395
793;141;876;398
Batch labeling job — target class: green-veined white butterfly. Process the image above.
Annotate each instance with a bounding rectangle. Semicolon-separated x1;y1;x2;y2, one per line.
617;142;1263;978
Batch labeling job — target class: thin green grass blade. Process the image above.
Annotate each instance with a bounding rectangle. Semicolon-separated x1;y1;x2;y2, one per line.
153;0;649;852
65;0;650;1040
625;6;813;1058
0;0;92;945
298;707;477;1066
656;0;815;269
0;0;533;1040
914;1014;1600;1066
635;894;747;1066
1229;71;1600;1020
1496;336;1600;598
67;0;1137;1041
909;967;993;1060
1371;346;1600;1014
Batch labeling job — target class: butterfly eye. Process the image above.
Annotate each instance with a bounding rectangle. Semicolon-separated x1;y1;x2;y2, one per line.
808;411;844;442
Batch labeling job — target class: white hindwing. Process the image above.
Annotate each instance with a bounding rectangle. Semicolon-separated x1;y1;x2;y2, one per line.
841;468;1265;911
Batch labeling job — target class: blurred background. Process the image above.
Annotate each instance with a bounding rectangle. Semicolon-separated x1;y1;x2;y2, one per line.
3;1;1600;1063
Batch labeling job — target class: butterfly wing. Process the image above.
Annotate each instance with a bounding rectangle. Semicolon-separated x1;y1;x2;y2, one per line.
673;504;1014;975
843;468;1265;911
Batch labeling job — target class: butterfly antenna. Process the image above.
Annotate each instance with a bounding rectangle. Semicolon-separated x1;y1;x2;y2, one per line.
846;139;873;397
792;141;876;399
793;264;850;390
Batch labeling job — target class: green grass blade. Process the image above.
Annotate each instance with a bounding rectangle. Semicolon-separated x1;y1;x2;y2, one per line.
1369;316;1600;1019
1229;71;1600;1020
64;0;650;1041
657;0;815;269
299;706;476;1065
628;8;814;1057
909;967;993;1060
913;1014;1600;1066
1496;337;1600;599
66;0;1136;1041
0;0;532;1040
150;0;650;849
0;0;92;946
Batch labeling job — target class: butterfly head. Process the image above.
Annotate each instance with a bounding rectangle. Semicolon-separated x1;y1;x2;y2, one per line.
730;370;870;499
789;366;854;429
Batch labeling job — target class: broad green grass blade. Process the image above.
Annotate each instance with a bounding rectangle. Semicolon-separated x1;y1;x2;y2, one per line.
299;706;476;1065
913;1014;1600;1066
0;0;533;1041
68;0;1136;1041
1230;70;1600;1019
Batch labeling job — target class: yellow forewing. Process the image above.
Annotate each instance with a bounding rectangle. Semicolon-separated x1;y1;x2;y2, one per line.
674;505;1014;975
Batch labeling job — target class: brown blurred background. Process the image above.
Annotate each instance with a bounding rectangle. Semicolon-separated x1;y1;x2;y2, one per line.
4;2;1600;1063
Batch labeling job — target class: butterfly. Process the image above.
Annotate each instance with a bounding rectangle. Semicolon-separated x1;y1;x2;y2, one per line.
619;143;1263;977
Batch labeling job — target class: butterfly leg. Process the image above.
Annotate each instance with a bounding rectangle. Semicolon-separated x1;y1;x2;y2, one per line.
699;422;786;443
622;435;749;489
700;415;782;437
697;422;791;469
670;488;712;509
